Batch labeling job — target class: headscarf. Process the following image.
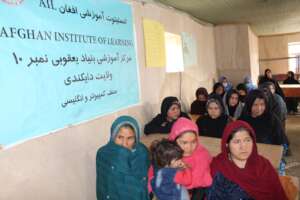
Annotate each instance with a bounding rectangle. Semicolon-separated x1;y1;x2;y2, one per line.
168;117;212;189
244;75;256;92
195;87;209;99
219;76;233;92
212;82;225;97
224;89;240;108
240;90;287;145
284;71;299;84
258;69;285;99
258;83;281;117
96;116;150;200
211;120;287;200
196;95;228;138
110;115;141;143
160;96;181;120
207;94;225;114
288;71;295;79
224;89;243;118
190;88;208;115
236;83;248;102
241;89;270;117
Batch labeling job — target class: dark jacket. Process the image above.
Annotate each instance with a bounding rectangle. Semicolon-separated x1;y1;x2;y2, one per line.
283;78;299;84
191;87;209;115
190;100;207;115
283;72;299;84
239;113;286;145
196;114;228;138
283;72;299;112
96;116;150;200
207;172;253;200
144;112;190;134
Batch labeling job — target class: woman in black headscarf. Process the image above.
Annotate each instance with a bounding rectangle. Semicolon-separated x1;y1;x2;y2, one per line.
190;87;209;115
210;82;225;98
239;89;287;145
223;89;244;121
196;94;229;138
283;71;299;113
259;82;287;124
144;96;190;135
236;83;248;103
258;68;285;99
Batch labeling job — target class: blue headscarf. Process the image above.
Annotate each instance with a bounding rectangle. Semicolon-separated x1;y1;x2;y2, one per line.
110;115;141;143
219;76;233;92
244;75;256;92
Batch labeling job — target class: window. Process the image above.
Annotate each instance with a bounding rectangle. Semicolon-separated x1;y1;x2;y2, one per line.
165;32;184;73
288;42;300;73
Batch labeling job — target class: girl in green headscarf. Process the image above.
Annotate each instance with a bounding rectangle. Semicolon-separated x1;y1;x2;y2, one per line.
96;116;150;200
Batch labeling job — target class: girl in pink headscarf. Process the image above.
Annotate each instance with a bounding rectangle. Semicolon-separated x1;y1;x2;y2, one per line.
149;117;212;200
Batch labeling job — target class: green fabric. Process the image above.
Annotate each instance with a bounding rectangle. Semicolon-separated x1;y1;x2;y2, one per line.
96;141;150;200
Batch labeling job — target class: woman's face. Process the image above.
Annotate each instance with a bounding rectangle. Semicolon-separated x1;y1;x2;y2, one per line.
222;79;228;87
229;93;239;107
176;132;197;157
268;85;275;94
238;90;247;96
167;104;180;121
266;70;272;79
207;102;221;119
228;130;253;166
198;94;207;102
251;98;266;117
114;127;135;150
216;86;224;95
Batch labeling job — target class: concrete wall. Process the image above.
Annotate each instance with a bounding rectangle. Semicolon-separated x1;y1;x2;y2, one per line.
214;24;259;86
0;1;217;200
259;32;300;74
248;27;260;85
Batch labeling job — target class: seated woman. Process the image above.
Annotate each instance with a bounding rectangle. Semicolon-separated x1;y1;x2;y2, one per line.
239;89;288;145
144;96;190;135
190;87;209;115
210;82;225;98
219;76;233;92
283;71;299;114
259;82;287;124
196;95;229;138
243;75;256;92
236;83;248;103
207;120;287;200
96;116;150;200
258;68;285;100
223;89;244;121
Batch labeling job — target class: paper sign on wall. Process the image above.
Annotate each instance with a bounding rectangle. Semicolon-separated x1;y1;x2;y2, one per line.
142;18;166;67
181;32;198;67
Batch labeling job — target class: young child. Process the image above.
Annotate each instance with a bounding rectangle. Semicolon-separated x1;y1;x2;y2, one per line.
150;139;192;200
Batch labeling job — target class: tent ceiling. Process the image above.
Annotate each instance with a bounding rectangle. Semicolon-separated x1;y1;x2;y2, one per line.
155;0;300;36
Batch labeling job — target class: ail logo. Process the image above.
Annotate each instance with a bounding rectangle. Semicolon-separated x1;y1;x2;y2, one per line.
1;0;24;5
